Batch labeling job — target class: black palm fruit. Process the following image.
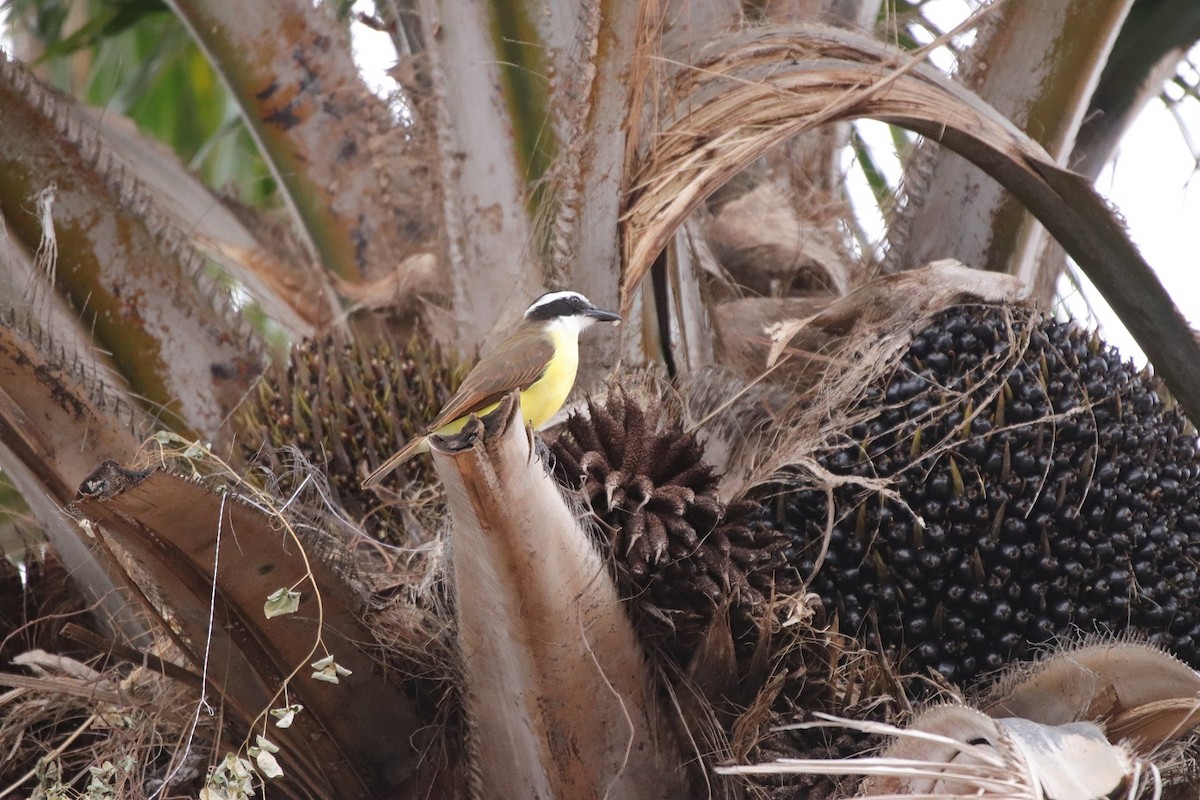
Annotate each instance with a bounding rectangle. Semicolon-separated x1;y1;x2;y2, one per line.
551;390;796;662
235;336;469;544
769;304;1200;688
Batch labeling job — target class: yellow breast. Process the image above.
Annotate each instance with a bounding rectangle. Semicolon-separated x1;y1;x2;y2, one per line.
519;327;579;429
430;327;579;437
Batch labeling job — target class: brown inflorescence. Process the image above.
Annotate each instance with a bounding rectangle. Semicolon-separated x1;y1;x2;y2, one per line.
552;390;795;662
234;336;469;544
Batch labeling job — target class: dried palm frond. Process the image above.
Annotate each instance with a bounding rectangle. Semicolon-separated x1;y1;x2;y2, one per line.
73;457;441;800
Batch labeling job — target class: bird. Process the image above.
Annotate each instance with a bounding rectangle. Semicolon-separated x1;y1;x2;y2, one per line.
362;290;621;488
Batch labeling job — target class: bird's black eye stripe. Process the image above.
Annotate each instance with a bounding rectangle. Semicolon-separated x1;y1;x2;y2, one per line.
525;297;584;321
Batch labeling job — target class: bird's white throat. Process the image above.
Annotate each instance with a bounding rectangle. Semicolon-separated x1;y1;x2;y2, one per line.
544;313;597;338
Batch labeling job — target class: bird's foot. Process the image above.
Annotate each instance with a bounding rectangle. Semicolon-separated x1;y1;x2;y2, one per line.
532;433;556;476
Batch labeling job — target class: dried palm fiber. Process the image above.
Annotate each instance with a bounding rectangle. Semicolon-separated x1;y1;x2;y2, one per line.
705;176;854;297
550;388;797;665
731;638;1200;800
724;609;907;800
234;335;469;544
0;550;90;664
0;554;203;797
759;303;1200;689
0;648;204;798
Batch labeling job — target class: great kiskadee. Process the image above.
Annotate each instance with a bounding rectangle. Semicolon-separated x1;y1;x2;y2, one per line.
362;291;621;488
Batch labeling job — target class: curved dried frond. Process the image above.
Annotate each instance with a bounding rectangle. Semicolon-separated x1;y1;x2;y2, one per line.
623;24;1200;426
889;2;1130;297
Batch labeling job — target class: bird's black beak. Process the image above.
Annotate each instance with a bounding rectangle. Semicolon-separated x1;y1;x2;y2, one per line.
585;306;621;323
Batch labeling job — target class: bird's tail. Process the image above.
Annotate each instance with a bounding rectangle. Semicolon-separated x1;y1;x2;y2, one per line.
361;436;430;488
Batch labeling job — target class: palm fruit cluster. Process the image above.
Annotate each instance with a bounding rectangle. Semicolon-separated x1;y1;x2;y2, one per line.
770;304;1200;688
234;336;468;544
550;390;796;663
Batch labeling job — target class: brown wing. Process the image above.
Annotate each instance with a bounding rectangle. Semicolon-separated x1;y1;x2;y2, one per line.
361;435;428;488
426;326;554;432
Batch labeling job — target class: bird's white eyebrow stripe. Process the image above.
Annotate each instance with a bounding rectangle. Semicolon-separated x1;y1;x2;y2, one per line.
525;290;586;315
